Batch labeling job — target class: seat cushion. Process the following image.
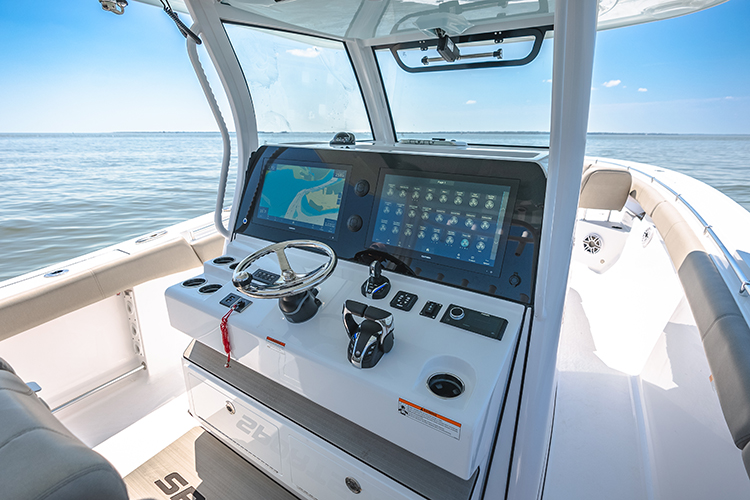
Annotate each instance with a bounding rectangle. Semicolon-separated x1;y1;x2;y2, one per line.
579;165;632;211
0;360;128;500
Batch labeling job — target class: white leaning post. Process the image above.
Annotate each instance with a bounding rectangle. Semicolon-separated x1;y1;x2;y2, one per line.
506;0;598;498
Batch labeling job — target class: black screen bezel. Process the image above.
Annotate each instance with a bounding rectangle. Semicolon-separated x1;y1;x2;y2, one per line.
251;157;352;241
367;169;519;277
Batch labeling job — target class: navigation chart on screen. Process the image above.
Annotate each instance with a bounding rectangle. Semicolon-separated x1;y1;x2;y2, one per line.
257;164;346;234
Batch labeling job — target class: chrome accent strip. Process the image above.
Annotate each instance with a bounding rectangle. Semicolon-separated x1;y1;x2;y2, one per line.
617;162;750;296
51;363;146;413
135;230;167;244
43;269;69;278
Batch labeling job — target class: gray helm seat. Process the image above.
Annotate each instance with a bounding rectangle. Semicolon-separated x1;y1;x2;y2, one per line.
0;358;129;500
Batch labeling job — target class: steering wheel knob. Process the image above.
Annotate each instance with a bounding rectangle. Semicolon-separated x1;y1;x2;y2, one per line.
233;270;252;288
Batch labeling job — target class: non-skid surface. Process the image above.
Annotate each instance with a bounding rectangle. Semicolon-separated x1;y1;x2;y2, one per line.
124;427;298;500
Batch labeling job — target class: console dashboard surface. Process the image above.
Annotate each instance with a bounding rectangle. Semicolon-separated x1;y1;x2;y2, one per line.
233;146;546;304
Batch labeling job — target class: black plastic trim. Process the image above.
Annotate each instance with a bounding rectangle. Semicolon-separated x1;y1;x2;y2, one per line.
377;26;552;74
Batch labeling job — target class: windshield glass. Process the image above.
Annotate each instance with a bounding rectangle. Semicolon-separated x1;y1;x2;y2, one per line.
224;24;373;140
375;38;553;147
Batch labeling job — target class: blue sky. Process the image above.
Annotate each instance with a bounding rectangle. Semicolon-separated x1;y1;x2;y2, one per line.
0;0;747;134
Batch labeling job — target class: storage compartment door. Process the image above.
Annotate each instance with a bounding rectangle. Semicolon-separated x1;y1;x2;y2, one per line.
187;372;283;475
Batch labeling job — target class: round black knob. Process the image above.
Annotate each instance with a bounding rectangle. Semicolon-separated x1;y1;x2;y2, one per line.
347;214;363;232
232;270;252;288
449;306;465;321
354;180;370;197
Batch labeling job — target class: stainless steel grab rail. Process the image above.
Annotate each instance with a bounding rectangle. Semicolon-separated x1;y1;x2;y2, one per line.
606;160;750;296
51;363;147;414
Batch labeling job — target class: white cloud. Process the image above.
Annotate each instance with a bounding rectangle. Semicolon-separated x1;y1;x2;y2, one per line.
603;79;621;88
638;88;648;92
466;100;476;105
726;96;734;100
543;79;552;83
286;48;321;58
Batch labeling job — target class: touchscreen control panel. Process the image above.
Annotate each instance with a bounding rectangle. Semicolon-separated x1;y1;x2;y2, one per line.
371;172;517;274
233;146;546;304
254;162;348;238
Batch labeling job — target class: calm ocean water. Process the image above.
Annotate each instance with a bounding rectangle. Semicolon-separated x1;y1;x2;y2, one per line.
1;132;748;282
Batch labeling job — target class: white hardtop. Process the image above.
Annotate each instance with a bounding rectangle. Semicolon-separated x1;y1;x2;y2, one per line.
138;0;727;43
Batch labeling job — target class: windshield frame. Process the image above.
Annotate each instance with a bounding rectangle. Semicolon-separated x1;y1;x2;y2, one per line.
371;25;555;149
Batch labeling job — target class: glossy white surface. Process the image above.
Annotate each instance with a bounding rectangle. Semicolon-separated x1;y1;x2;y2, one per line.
186;364;422;500
166;236;525;479
545;186;750;499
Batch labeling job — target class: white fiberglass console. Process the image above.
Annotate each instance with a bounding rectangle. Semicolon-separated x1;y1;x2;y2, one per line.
165;145;545;500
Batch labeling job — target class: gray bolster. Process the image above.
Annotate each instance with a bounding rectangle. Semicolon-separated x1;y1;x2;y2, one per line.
0;357;16;374
678;251;750;449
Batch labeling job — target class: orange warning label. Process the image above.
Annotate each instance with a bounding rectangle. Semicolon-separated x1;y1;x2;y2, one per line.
266;336;286;353
397;398;461;440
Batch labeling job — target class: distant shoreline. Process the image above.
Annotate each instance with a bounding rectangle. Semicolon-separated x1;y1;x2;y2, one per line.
0;131;748;137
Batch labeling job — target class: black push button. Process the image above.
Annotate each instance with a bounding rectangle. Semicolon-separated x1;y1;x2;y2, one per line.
354;179;370;197
252;269;280;285
420;301;443;319
347;214;363;232
390;290;418;312
449;306;465;321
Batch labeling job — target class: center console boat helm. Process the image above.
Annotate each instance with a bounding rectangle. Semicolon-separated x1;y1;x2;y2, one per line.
6;1;747;500
158;0;750;498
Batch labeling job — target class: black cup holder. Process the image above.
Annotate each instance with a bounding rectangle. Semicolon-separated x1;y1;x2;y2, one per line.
198;284;223;294
427;373;464;399
213;256;236;265
182;278;207;288
228;262;238;270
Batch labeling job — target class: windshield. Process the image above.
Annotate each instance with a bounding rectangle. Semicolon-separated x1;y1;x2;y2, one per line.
375;37;553;148
224;24;373;140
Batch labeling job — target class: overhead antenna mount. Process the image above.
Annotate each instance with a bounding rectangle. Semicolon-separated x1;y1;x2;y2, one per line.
99;0;128;15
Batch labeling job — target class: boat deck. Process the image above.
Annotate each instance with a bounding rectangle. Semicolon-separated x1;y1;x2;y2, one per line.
545;215;749;499
46;223;750;498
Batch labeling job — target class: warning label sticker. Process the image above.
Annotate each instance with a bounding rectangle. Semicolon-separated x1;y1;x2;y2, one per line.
397;398;461;440
266;336;286;353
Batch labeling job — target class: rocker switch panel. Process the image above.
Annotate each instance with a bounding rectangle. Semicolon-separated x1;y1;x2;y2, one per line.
252;269;280;285
390;291;418;312
219;293;252;313
419;301;443;319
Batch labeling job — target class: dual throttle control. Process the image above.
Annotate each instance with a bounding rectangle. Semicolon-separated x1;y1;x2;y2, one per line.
342;300;394;369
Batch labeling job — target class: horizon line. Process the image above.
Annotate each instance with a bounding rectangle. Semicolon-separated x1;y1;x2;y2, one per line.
1;131;748;137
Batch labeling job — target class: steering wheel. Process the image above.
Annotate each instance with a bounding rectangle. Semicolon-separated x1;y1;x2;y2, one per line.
232;240;337;299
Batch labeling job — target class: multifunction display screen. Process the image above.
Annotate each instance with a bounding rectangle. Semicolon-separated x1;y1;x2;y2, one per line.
371;173;514;269
256;163;347;234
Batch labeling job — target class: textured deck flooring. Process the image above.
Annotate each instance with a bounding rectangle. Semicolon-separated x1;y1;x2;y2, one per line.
124;427;297;500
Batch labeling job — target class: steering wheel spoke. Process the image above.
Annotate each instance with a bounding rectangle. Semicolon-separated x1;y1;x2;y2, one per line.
274;246;297;282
